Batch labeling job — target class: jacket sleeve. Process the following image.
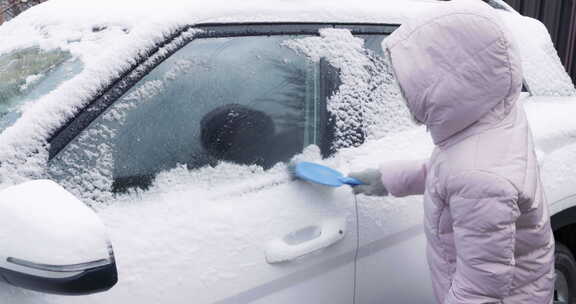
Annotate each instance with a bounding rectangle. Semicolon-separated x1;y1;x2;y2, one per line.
379;159;428;197
444;171;520;304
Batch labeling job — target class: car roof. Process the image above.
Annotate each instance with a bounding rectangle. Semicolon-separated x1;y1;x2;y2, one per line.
0;0;518;61
0;0;442;53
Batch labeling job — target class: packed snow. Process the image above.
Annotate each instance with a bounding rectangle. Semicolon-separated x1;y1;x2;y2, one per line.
284;28;413;148
499;12;576;97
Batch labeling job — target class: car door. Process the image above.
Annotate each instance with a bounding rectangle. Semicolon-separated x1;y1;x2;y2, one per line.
41;24;395;304
349;128;436;304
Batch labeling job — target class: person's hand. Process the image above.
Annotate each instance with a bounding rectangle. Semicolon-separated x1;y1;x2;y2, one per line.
348;169;388;196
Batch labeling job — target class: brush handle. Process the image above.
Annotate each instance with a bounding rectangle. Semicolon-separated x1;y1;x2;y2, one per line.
339;176;364;186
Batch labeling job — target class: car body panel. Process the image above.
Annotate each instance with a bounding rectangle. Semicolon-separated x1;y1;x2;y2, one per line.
46;167;358;304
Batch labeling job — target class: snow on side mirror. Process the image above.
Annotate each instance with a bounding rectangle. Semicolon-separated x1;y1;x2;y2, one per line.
0;180;117;295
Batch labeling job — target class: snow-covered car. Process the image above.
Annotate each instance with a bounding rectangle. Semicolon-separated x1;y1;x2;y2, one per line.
0;0;576;303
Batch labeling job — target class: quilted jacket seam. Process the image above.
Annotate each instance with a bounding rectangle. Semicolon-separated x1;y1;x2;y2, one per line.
447;170;520;298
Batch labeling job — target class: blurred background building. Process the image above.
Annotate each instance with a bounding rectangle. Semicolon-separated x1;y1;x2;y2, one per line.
0;0;46;24
0;0;575;83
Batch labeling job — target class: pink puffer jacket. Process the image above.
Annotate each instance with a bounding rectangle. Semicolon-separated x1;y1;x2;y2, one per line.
380;1;555;303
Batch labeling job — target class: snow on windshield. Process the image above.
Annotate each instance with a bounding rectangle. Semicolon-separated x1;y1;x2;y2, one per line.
0;47;82;133
0;23;199;190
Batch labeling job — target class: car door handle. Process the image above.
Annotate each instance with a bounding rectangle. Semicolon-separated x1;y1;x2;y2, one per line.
265;218;347;264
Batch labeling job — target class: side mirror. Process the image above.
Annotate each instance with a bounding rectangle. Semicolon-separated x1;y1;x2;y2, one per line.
0;180;117;295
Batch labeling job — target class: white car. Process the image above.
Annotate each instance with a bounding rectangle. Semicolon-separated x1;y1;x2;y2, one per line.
0;0;575;303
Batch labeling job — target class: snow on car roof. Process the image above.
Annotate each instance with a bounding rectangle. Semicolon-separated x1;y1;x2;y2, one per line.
0;0;440;55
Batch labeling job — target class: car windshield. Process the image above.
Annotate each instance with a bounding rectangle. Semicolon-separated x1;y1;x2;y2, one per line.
0;47;82;133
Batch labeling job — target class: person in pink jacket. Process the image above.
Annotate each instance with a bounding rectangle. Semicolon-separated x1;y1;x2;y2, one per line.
349;1;555;303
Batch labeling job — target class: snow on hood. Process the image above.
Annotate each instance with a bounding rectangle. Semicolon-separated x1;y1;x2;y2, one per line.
383;0;523;145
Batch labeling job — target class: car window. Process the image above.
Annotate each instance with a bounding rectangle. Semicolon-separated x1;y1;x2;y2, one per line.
0;47;82;132
47;27;409;202
49;35;339;195
360;34;386;56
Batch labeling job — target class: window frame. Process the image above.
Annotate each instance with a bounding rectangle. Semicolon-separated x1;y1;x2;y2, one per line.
47;22;398;161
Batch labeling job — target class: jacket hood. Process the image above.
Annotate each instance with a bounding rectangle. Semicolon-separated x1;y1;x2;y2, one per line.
384;0;523;145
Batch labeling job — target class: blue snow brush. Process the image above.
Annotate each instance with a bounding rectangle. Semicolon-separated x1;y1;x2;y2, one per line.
290;162;364;187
